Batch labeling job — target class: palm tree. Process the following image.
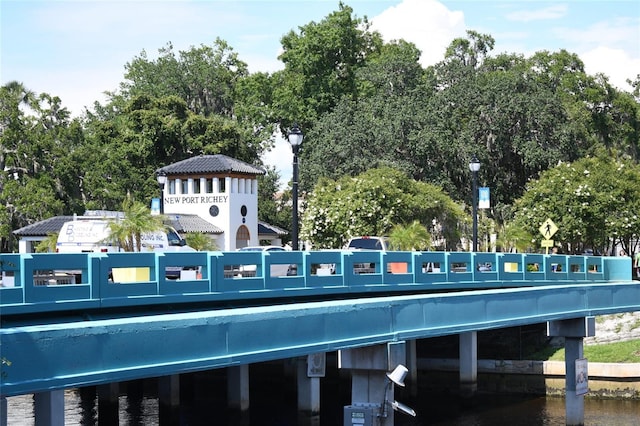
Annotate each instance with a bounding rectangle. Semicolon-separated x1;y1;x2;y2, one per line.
35;233;59;253
185;233;218;251
388;220;432;251
107;196;163;252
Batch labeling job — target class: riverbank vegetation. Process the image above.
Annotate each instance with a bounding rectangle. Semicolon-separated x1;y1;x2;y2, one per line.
530;339;640;363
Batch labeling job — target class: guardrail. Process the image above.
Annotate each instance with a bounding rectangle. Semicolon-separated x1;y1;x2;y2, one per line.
0;251;631;316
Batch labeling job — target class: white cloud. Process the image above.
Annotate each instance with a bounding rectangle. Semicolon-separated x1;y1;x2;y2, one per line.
506;4;568;22
369;0;465;67
581;46;639;91
261;133;293;188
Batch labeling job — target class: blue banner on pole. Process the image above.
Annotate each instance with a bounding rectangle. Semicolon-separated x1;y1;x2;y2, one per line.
151;198;160;215
479;187;490;209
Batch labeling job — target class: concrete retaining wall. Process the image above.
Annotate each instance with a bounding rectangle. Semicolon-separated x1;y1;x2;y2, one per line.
419;358;640;399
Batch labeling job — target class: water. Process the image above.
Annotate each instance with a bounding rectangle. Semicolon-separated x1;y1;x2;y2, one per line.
4;368;639;425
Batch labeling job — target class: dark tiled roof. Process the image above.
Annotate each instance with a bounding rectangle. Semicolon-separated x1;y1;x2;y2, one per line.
13;216;74;236
158;155;265;176
165;214;223;234
258;221;288;236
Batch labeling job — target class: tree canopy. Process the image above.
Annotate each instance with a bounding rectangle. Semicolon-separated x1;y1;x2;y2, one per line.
300;167;464;249
513;152;640;255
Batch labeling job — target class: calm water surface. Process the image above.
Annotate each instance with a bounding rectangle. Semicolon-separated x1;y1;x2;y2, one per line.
6;388;639;425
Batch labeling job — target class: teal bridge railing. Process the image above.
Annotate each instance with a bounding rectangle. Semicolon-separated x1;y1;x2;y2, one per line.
1;250;638;397
0;250;631;316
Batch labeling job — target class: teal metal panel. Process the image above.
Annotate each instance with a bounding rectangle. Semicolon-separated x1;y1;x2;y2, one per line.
446;252;473;282
343;251;384;286
303;250;345;288
22;254;92;304
545;255;568;280
585;256;604;281
603;257;632;281
0;254;23;305
157;251;210;294
498;253;525;282
98;252;159;307
567;255;587;281
382;251;414;285
472;252;499;282
264;250;304;289
216;251;265;291
523;254;545;281
413;251;447;283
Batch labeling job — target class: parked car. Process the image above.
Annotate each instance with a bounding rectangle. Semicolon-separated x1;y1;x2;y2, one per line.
235;246;295;277
345;236;389;274
345;236;389;251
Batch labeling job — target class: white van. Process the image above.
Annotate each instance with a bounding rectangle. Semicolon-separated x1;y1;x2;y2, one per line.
55;218;195;281
56;219;190;254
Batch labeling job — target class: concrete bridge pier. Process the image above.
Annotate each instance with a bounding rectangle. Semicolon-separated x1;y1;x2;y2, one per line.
97;382;119;425
34;389;64;426
1;396;7;426
297;354;323;424
158;374;180;425
340;341;408;426
459;331;478;398
227;364;250;411
548;317;595;426
407;340;418;397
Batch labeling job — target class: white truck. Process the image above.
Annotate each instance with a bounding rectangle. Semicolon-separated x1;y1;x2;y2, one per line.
345;236;389;274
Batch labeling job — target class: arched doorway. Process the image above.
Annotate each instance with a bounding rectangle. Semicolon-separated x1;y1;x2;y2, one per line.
235;225;250;248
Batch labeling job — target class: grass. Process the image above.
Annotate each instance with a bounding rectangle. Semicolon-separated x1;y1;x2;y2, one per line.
529;339;640;363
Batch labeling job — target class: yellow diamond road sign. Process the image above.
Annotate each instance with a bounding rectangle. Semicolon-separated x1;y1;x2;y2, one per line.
539;218;558;240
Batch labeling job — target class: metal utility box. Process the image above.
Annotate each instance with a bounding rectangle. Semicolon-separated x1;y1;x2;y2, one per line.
343;404;378;426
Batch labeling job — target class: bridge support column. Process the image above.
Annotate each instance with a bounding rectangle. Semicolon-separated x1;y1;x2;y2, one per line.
548;317;595;426
297;354;323;423
407;340;418;397
34;389;64;426
159;374;180;425
340;342;408;426
459;331;477;397
97;382;119;425
227;364;250;412
1;396;7;426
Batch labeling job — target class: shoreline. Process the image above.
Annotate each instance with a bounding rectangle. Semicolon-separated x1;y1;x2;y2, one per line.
419;358;640;399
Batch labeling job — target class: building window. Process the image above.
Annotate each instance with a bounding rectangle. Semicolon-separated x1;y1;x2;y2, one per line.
193;179;201;194
219;178;226;193
181;179;188;194
168;179;176;195
206;178;214;193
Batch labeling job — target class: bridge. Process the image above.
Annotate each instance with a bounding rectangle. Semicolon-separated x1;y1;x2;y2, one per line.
1;250;638;425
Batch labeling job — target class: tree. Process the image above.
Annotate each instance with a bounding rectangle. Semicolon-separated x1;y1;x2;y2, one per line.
272;2;383;132
120;39;248;118
0;82;79;251
298;39;431;192
300;167;464;249
388;220;431;251
513;152;640;255
185;233;218;251
107;196;163;252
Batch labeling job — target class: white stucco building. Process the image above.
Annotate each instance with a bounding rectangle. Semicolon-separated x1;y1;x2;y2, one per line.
156;155;267;251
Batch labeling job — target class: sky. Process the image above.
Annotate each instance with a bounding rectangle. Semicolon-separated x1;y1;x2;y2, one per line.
2;0;639;186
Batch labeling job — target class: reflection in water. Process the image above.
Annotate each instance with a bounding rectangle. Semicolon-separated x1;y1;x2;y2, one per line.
4;379;640;425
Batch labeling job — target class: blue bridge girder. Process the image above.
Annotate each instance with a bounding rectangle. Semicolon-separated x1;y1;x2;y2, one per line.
0;250;638;397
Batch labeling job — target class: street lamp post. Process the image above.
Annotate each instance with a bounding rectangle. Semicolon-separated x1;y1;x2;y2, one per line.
287;124;304;250
156;170;167;215
468;155;481;252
